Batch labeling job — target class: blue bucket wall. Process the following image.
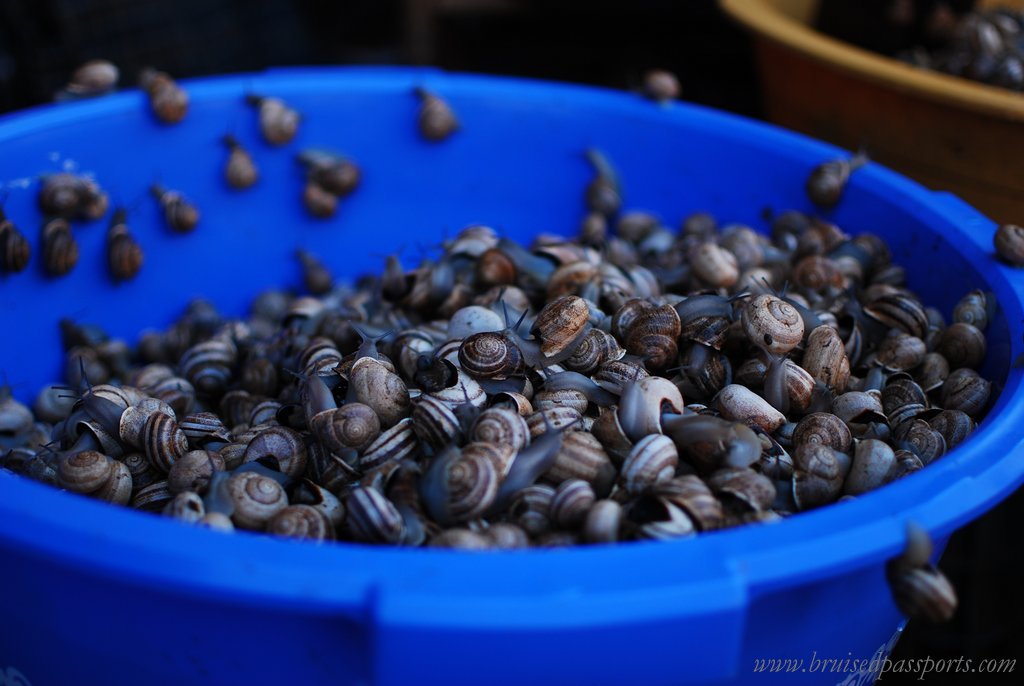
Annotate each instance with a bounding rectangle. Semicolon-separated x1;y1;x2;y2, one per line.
0;67;1022;686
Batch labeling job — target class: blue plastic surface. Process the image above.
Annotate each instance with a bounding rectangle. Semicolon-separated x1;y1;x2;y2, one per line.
0;67;1021;686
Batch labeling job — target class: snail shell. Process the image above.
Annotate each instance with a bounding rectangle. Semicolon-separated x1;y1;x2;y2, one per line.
243;426;307;478
198;512;235;532
461;441;516;478
611;298;653;342
123;452;160;494
429;529;492;549
887;562;958;622
994;223;1024;266
509;484;555;537
791;255;845;292
844;439;896;495
624;304;681;372
914;352;950;392
0;220;30;273
656;475;724;531
802;325;850;393
952;290;988;329
307;443;360;493
550;479;596;529
894;419;946;465
531;295;591;359
792;412;852;454
178;337;238;396
533;388;589;415
57;450;114;494
928;409;975;450
626;494;696;540
592;358;650;395
118;400;175;449
621;434;678;495
411;393;461;453
361;417;418;472
471;407;530;452
714;384;786;433
107;221;143;281
526;406;584;437
831;391;887;427
707;467;776;512
874;333;927;372
311;403;381;454
545;430;617;497
153;187;200;233
302;180;337;218
805;155;863;208
941;369;991;418
223;135;259;189
349;357;411;428
141;70;188;124
167;449;224;494
458;332;525;380
163;491;206;523
435;452;501;524
618;376;685;442
792;444;844;510
937;322;986;370
564;328;625;375
142;411;189;473
132;479;174;512
346;486;406;543
226;471;288;530
583;498;623;543
590;405;635;466
689;242;739;289
254;97;300;146
484;522;531;549
428;369;486;410
292;478;345;527
66;59;119;96
547;261;599;300
41;218;78;277
641;69;680;103
267;505;333;542
864;293;929;339
742;294;804;354
415;87;459;141
447;305;504;340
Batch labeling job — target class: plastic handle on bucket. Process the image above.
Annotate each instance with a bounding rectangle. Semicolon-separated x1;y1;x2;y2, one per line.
368;560;749;686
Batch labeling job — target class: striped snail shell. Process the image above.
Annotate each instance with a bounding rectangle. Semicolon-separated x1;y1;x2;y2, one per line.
432;451;501;525
140;69;188;124
345;486;405;544
688;242;739;289
526;406;583;437
533;388;589;415
621;434;679;495
107;218;143;281
360;417;418;472
564;328;625;375
243;425;308;478
131;479;174;512
624;304;681;372
249;399;283;428
741;294;804;354
791;444;844;510
292;478;345;528
509;484;555;537
429;528;493;550
626;493;696;541
792;412;852;454
583;498;623;543
611;298;653;342
267;505;333;542
178;337;238;396
545;430;617;497
41;217;78;277
937;322;986;370
307;443;360;493
225;471;288;530
471;407;530;452
802;325;851;393
249;95;300;146
531;295;591;359
952;290;988;329
864;292;929;339
484;522;531;549
414;87;459;141
349;357;411;428
893;419;946;465
118;400;174;449
179;411;231;448
590;404;635;466
458;331;525;380
873;333;927;372
887;564;958;623
791;255;845;292
707;467;776;512
298;336;342;375
167;449;224;494
550;479;596;529
163;491;206;523
914;352;950;393
0;217;30;273
655;475;724;531
152;185;200;233
592;358;649;395
311;402;381;454
411;394;462;453
941;369;990;418
928;409;975;450
123;452;160;494
56;450;118;498
148;375;196;417
142;411;189;473
461;441;517;478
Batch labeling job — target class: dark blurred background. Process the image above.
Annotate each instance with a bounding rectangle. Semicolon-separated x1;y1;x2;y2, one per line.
0;1;1020;682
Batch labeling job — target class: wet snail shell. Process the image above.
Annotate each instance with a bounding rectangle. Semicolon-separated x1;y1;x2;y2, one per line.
792;412;852;454
345;486;405;544
550;479;596;528
142;411;189;473
267;505;333;542
941;369;991;418
531;295;591;360
742;294;804;354
802;325;850;393
41;218;78;277
243;426;308;478
707;467;776;512
624;304;681;372
458;331;525;380
564;328;625;375
621;434;678;495
864;293;929;340
894;419;946;465
414;87;459;141
360;417;418;472
225;471;288;530
296;250;333;296
311;402;381;454
411;393;461;453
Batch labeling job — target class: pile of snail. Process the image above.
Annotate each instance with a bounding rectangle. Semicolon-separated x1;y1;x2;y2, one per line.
0;149;995;556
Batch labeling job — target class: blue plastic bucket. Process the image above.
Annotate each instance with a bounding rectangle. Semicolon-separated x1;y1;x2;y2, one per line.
0;67;1021;686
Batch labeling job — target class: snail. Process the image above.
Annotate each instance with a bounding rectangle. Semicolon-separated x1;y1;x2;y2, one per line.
0;206;30;273
994;223;1024;266
297;149;361;197
62;59;119;98
302;179;338;218
151;184;200;233
296;249;333;296
245;94;300;146
805;151;867;209
886;522;957;622
741;294;804;355
139;68;188;124
38;173;108;220
584;148;621;216
414;86;459;141
106;208;144;281
641;69;681;103
223;134;259;189
40;218;79;277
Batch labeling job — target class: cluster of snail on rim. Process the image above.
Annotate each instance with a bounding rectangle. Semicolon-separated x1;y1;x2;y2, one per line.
0;143;995;582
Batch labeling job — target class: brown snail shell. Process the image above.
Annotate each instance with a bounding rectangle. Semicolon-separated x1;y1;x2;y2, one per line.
415;87;459;141
132;479;174;512
937;322;986;370
106;221;143;281
641;69;681;103
178;337;238;397
459;331;525;379
349;357;411;429
483;522;530;549
461;441;516;478
361;417;418;472
656;475;724;531
590;405;635;466
65;59;119;96
802;325;850;393
223;135;259;189
547;261;599;300
510;484;555;536
564;328;625;375
438;452;501;524
844;439;896;495
550;479;596;529
624;304;681;372
742;294;804;354
894;419;946;465
345;486;405;543
792;412;852;454
243;426;308;478
302;180;338;218
411;393;461;453
141;69;189;124
167;449;224;494
707;467;775;512
311;403;381;454
252;96;300;146
928;409;975;450
0;219;31;273
915;352;950;392
864;293;929;339
57;450;114;494
163;491;206;523
994;223;1024;266
792;443;844;510
620;434;678;495
805;154;864;209
531;295;591;359
267;505;333;542
941;369;991;418
142;411;189;473
791;255;845;292
41;218;78;277
429;529;492;549
831;391;886;428
874;333;927;372
545;430;616;497
714;384;786;433
470;407;530;452
582;498;623;543
952;290;988;329
592;358;649;395
687;242;739;289
226;471;288;530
